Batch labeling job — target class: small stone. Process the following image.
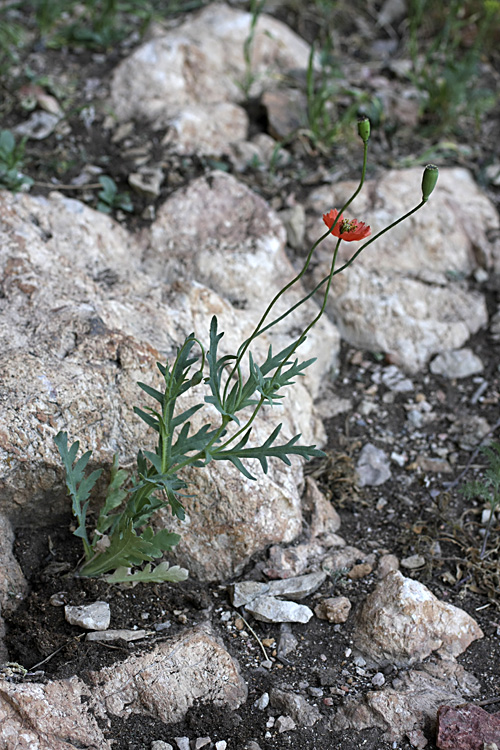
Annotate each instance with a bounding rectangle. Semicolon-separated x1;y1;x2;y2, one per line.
49;592;66;606
278;625;298;657
308;687;323;698
377;553;400;578
348;562;373;580
436;704;500;750
275;715;297;733
244;596;313;624
194;738;211;749
267;571;327;600
260;660;273;669
270;688;321;727
279;204;306;250
151;743;174;750
245;743;263;750
128;167;164;199
254;692;269;710
230;581;269;607
65;601;110;631
371;672;385;687
174;738;190;750
314;596;352;623
15;111;61;140
215;743;227;750
401;554;426;570
86;629;149;642
356;443;391;486
430;348;484;379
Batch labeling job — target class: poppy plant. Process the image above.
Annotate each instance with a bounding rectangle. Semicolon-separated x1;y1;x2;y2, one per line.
323;209;371;242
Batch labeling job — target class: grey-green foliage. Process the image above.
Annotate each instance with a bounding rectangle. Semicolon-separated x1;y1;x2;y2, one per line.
97;175;133;214
54;317;324;582
0;130;33;192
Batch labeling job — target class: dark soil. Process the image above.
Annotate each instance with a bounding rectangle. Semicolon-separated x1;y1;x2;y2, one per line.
2;2;500;749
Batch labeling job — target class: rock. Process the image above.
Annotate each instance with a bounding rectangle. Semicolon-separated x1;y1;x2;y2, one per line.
64;601;111;631
230;581;270;607
305;167;496;372
322;546;375;574
244;596;313;624
128;167;164;199
174;739;190;750
15;111;61;140
0;676;111;750
356;443;391;486
270;688;321;727
279;204;306;250
275;715;297;732
353;571;483;667
278;624;299;658
372;365;414;392
0;515;27;661
90;625;247;723
436;704;500;750
303;476;341;538
334;659;480;745
0;174;336;581
348;562;373;579
267;571;327;600
263;542;322;579
371;672;385;687
400;554;426;570
215;743;227;750
110;4;312;154
151;743;173;750
377;553;399;578
86;628;150;642
255;692;270;710
262;89;307;141
314;596;352;623
194;738;211;750
430;348;484;378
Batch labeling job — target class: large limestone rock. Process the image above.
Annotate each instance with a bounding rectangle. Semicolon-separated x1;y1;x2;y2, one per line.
0;177;337;579
353;571;483;667
110;4;312;154
305;167;498;371
0;626;246;750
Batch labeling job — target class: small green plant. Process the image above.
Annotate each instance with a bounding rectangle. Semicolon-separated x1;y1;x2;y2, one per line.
461;442;500;559
96;175;133;214
55;120;439;583
239;0;266;97
0;130;33;192
407;0;500;132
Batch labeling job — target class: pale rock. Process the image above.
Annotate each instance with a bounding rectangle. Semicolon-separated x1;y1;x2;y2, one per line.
215;742;227;750
263;541;326;578
356;443;391;486
262;89;307;141
128;167;164;198
255;692;270;710
373;365;413;392
174;739;190;750
353;571;483;667
305;168;496;372
90;625;247;723
377;553;399;578
86;629;149;642
0;179;334;581
151;742;174;750
334;659;480;745
303;476;341;538
348;562;373;580
194;738;211;750
278;624;298;657
15;111;61;140
65;601;110;631
449;413;491;451
0;514;28;660
314;596;352;623
267;570;326;600
110;4;312;153
430;348;484;379
244;595;313;623
231;581;270;607
275;715;296;733
270;688;321;727
322;546;374;574
0;676;111;750
400;554;426;570
279;203;306;250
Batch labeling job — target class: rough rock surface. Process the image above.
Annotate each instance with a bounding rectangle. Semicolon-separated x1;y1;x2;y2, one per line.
334;660;481;747
352;571;483;667
436;703;500;750
90;625;247;723
306;167;498;371
110;4;312;153
0;177;337;580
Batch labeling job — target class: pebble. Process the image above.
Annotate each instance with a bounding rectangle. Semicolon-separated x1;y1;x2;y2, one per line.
174;738;190;750
430;348;484;379
151;742;173;750
314;596;352;623
64;601;110;631
86;628;149;642
356;443;391;486
215;743;227;750
400;554;425;570
194;738;211;749
245;595;313;624
372;672;386;687
254;692;269;710
275;715;296;733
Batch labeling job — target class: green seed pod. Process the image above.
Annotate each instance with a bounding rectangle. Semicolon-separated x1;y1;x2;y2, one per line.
357;116;371;143
190;371;203;386
422;164;439;202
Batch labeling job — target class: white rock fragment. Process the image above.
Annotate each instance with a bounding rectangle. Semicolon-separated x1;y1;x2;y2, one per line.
244;596;313;624
65;601;110;631
430;348;484;378
314;596;352;623
356;443;391;486
151;742;174;750
353;571;483;667
267;571;327;600
174;738;190;750
86;629;150;642
230;581;270;607
276;715;296;733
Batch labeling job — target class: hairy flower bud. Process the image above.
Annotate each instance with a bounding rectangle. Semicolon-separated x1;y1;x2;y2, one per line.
422;164;439;202
357;116;371;143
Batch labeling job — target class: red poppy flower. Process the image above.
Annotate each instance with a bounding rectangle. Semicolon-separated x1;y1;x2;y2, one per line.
323;209;371;242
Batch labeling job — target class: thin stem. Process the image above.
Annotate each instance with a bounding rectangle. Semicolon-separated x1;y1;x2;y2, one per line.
222;139;370;402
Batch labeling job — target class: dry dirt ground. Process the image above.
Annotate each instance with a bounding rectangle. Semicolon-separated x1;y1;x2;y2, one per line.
1;2;500;749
